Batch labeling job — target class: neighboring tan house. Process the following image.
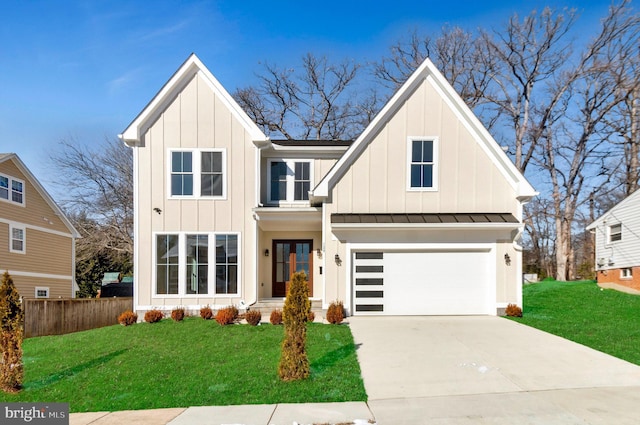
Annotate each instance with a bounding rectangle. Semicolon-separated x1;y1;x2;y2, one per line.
120;54;536;317
587;190;640;293
0;153;79;298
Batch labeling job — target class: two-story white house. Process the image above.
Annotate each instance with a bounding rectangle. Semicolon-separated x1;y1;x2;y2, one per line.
120;54;536;317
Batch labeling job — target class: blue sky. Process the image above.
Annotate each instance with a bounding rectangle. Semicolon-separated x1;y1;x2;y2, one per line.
0;0;614;200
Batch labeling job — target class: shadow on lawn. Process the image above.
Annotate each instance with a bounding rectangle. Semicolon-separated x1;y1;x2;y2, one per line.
311;344;356;375
25;349;128;390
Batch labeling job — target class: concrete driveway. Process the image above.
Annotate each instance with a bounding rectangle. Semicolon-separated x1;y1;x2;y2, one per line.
349;316;640;425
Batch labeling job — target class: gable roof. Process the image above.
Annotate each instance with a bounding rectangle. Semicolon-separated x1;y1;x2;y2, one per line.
311;58;536;201
0;153;80;238
586;189;640;230
119;53;268;145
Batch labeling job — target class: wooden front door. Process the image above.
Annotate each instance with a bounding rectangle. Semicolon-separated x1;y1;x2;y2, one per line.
272;240;313;297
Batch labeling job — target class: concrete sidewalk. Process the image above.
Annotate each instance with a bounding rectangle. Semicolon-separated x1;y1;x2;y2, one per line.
70;402;375;425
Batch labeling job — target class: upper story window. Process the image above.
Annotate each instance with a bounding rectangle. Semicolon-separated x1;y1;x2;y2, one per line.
268;159;312;203
10;225;25;253
0;173;25;205
608;223;622;243
169;150;226;199
408;138;438;191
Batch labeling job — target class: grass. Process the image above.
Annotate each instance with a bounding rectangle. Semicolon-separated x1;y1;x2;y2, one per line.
0;318;366;412
508;279;640;366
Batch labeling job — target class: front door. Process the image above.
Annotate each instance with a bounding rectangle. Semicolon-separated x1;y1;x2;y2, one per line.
272;240;313;297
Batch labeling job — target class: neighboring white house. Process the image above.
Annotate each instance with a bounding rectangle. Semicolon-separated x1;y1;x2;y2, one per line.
120;53;536;317
587;190;640;293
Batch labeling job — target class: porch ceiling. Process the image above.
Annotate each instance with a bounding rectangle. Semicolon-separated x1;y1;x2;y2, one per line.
253;207;322;231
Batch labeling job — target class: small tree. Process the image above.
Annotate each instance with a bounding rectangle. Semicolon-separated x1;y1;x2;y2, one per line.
0;271;24;392
278;271;311;381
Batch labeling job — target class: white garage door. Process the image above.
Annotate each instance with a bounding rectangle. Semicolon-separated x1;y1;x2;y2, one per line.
353;249;493;315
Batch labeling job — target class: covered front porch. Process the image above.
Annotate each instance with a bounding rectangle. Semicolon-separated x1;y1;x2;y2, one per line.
253;207;324;302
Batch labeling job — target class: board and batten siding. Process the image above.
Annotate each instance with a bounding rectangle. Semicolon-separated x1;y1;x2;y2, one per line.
135;72;257;309
593;193;640;269
332;76;517;216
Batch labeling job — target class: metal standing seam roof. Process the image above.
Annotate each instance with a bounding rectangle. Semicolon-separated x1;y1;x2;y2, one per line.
330;213;519;224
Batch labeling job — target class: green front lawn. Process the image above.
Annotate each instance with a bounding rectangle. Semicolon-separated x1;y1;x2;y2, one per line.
509;280;640;366
0;318;366;412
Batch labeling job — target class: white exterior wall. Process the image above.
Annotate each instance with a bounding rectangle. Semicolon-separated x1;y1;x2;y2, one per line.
592;192;640;270
134;73;257;312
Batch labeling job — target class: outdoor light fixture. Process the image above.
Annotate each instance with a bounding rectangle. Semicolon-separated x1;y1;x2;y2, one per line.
153;207;162;214
334;254;342;265
504;253;511;266
316;248;322;258
264;249;270;257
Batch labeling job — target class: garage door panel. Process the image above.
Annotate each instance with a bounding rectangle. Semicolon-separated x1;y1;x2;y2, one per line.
353;249;492;316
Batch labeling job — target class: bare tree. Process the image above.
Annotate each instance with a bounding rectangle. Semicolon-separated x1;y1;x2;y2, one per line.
51;138;133;296
234;53;373;140
534;1;639;280
374;27;496;111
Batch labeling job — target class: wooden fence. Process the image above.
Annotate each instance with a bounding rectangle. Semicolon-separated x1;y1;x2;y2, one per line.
23;297;133;338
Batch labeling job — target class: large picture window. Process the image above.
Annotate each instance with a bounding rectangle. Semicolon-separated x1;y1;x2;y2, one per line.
169;149;226;198
155;232;239;296
408;138;438;190
268;159;312;203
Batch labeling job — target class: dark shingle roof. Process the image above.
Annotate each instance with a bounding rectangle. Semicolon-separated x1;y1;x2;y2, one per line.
271;139;353;147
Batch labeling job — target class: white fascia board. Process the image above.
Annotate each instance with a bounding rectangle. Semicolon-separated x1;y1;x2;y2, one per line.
313;59;434;198
120;54;268;145
587;189;640;230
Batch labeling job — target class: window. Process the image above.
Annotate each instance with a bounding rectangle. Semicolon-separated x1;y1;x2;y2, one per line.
0;173;25;205
608;223;622;243
171;152;193;196
268;159;312;203
169;150;225;198
201;151;224;197
186;234;208;294
621;268;632;279
408;138;438;190
215;234;238;294
9;225;25;253
156;234;179;294
35;287;49;298
155;232;239;296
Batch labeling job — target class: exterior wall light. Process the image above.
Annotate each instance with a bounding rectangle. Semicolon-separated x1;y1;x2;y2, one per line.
264;249;269;257
504;253;511;266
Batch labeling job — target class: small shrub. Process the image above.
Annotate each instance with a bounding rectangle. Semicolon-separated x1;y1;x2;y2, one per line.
0;271;24;393
118;310;138;326
326;301;344;324
144;309;164;323
505;303;523;317
307;310;315;322
215;306;238;325
171;307;185;322
245;309;262;326
270;309;283;325
278;271;311;381
200;306;214;320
